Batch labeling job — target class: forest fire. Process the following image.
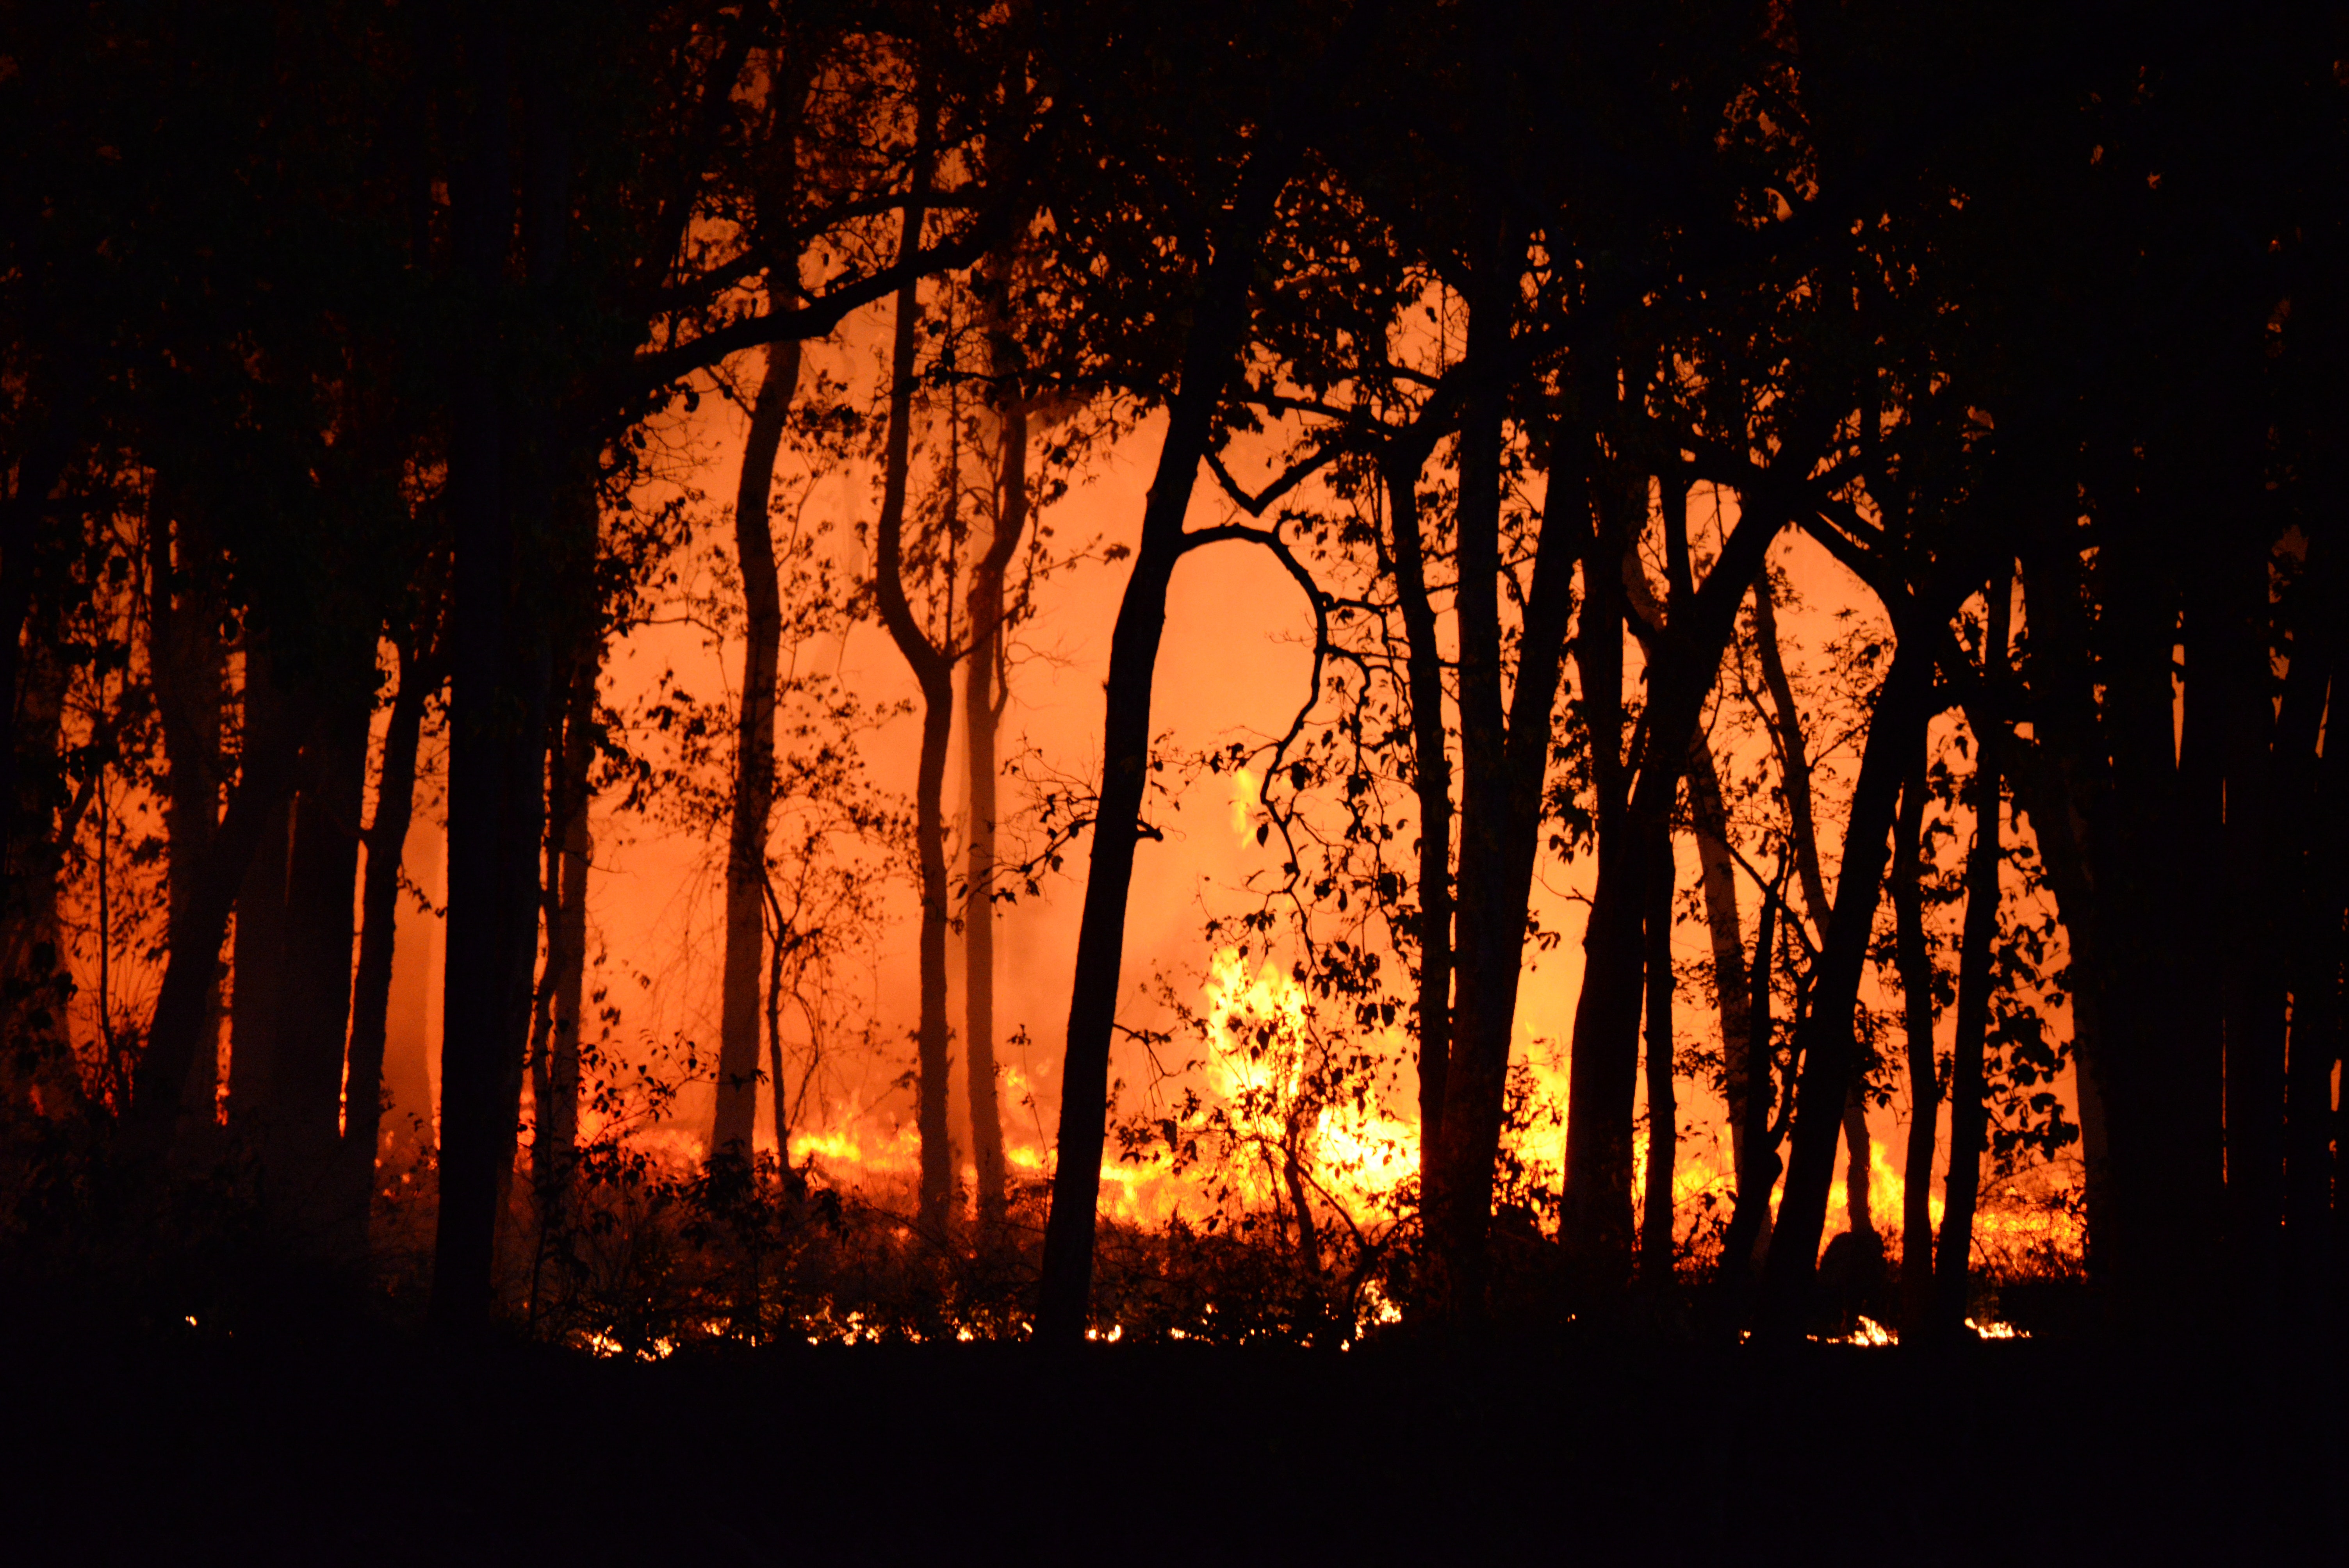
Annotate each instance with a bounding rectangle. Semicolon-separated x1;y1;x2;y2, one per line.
9;6;2340;1562
2;0;2328;1410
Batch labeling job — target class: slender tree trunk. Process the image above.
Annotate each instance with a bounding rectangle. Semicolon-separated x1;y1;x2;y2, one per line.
1891;754;1939;1333
962;251;1029;1233
1752;577;1831;930
1761;638;1933;1335
1755;574;1878;1246
344;636;437;1235
2289;674;2349;1320
533;657;592;1211
1425;397;1581;1318
229;649;294;1134
2218;531;2287;1315
1549;462;1632;1291
1686;738;1752;1196
2094;513;2222;1334
1385;455;1453;1155
1719;864;1785;1295
274;679;371;1229
127;709;308;1152
148;501;227;1128
714;338;803;1161
864;96;958;1237
1561;502;1780;1288
1932;605;2006;1336
1034;141;1301;1344
1638;816;1678;1286
2006;563;2116;1281
381;809;442;1163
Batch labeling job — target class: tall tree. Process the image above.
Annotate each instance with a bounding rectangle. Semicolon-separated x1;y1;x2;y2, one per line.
713;340;806;1162
960;246;1032;1234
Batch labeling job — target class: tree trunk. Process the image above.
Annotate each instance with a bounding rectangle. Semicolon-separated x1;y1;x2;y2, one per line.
532;652;594;1207
343;635;437;1235
1718;861;1786;1297
1755;570;1878;1247
433;9;551;1336
2217;531;2287;1315
1638;815;1678;1287
713;338;803;1162
1932;611;2006;1337
2006;547;2116;1282
229;648;294;1135
381;808;442;1164
1424;378;1581;1319
864;94;957;1237
1751;575;1832;933
1034;141;1301;1345
1686;737;1754;1218
1760;638;1932;1335
2289;681;2349;1320
148;499;227;1128
1384;454;1453;1155
1560;499;1780;1289
962;250;1030;1233
2091;513;2223;1334
127;706;308;1153
273;679;372;1232
1891;753;1939;1333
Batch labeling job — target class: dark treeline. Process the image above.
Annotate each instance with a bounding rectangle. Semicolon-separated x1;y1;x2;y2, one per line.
2;0;2343;1372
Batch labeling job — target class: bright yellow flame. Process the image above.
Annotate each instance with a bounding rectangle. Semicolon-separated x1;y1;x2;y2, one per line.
1231;767;1259;842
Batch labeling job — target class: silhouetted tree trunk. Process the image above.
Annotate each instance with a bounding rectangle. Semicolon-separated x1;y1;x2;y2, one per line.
532;651;595;1207
1383;451;1453;1155
1543;458;1631;1297
1761;638;1932;1334
2288;654;2349;1319
866;85;957;1237
2218;530;2288;1313
1752;574;1877;1243
1892;753;1938;1333
1932;583;2007;1335
2007;545;2115;1278
2278;557;2341;1317
273;680;371;1229
343;631;438;1237
2073;509;2224;1333
380;809;441;1164
229;648;293;1132
1719;859;1786;1298
962;249;1029;1234
714;337;804;1162
1686;738;1754;1209
1560;495;1779;1292
1422;351;1580;1319
1624;518;1753;1242
1034;138;1304;1345
127;705;308;1154
434;11;554;1335
148;499;226;1126
1638;818;1677;1286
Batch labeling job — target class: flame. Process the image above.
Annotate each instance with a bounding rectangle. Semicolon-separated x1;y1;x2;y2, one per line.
561;937;2081;1293
1231;767;1260;842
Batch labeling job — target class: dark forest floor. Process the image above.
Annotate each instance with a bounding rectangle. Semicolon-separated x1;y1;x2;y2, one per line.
3;1312;2342;1567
